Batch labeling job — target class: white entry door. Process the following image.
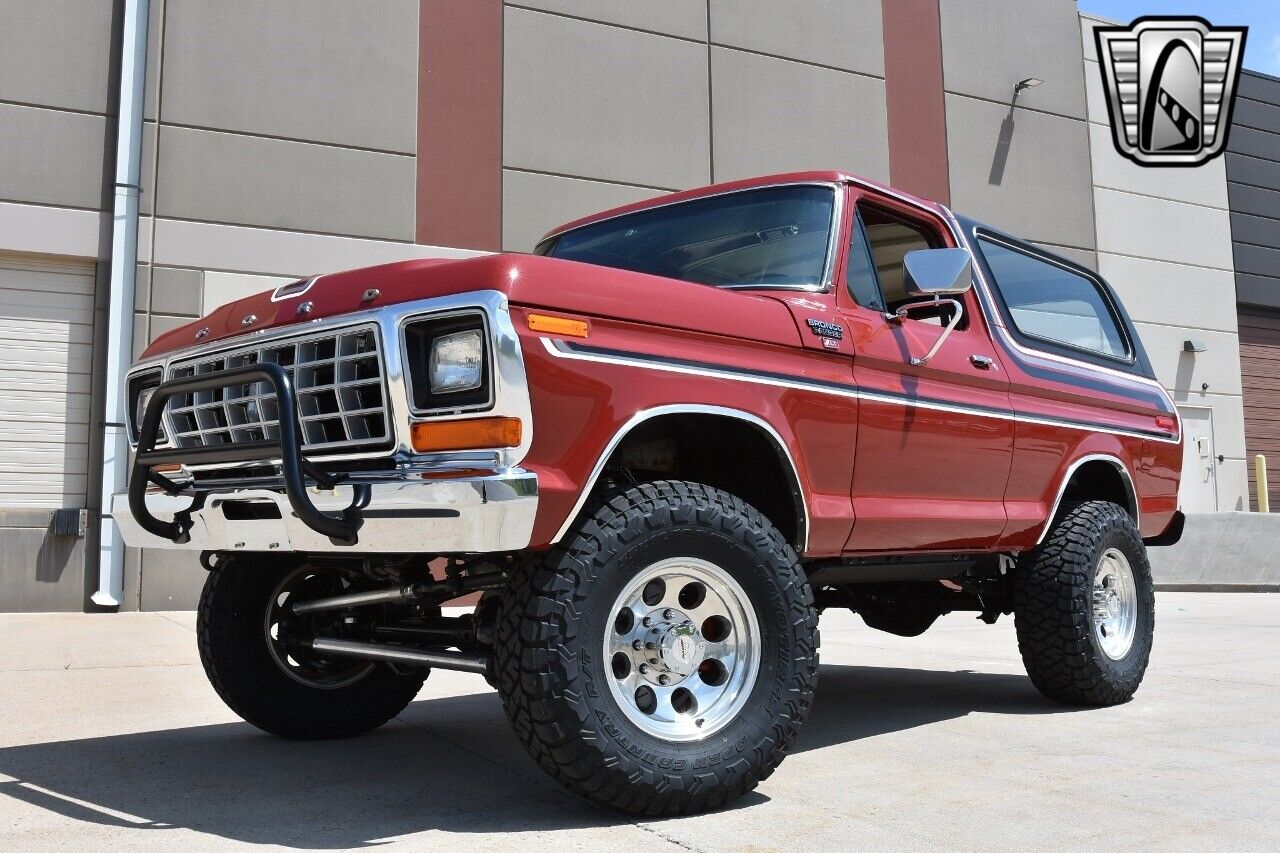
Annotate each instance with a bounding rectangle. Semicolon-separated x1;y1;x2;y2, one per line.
1177;406;1217;514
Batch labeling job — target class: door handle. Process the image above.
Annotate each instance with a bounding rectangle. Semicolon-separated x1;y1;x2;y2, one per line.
970;354;994;369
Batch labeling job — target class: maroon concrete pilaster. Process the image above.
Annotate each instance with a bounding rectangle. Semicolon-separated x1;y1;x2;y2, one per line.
416;0;503;250
881;0;951;204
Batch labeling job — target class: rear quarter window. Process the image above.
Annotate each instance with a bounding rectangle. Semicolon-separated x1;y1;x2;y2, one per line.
977;237;1130;361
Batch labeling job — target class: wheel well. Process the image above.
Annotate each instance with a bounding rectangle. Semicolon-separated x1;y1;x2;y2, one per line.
1057;459;1137;523
596;412;805;550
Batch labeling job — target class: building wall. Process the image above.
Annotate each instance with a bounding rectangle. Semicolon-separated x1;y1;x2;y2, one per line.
500;0;890;251
1081;13;1249;512
0;2;1272;611
1227;71;1280;509
942;0;1098;265
0;0;119;611
1228;72;1280;311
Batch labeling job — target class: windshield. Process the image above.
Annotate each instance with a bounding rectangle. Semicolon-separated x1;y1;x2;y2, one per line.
537;184;836;288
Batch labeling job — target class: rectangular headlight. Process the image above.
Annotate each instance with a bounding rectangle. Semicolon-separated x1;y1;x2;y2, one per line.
127;369;164;443
429;329;484;394
402;312;492;414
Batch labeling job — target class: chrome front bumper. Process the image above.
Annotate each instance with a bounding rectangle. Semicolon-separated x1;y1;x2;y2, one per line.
111;470;538;553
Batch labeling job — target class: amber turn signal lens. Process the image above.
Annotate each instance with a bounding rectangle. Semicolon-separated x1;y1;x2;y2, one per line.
527;313;589;338
410;416;523;453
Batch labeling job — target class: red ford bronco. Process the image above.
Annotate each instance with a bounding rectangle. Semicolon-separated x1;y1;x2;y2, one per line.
118;172;1183;814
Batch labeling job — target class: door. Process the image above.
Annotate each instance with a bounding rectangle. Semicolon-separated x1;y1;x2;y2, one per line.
837;194;1013;552
1177;406;1217;513
0;256;96;508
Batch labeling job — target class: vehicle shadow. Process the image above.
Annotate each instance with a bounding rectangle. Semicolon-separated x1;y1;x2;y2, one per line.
0;663;1074;847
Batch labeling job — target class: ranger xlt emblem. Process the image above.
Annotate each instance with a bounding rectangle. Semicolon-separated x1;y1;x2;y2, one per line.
1094;17;1246;167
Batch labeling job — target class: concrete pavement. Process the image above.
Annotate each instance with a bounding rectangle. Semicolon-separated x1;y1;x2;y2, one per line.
1;593;1277;851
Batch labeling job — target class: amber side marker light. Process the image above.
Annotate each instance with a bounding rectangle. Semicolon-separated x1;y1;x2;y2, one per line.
410;416;522;453
527;313;589;338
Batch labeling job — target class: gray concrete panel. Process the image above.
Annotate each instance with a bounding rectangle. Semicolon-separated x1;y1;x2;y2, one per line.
140;122;157;217
1233;97;1280;135
160;0;418;153
1226;153;1280;192
941;0;1088;119
711;47;888;184
0;517;87;612
139;549;206;611
709;0;884;77
510;0;707;40
1238;71;1280;105
0;0;117;114
1233;243;1280;281
1094;188;1234;270
148;314;191;343
151;219;480;279
155;127;415;240
1150;512;1280;586
148;267;203;317
1089;123;1229;209
1227;182;1280;221
1134;321;1243;397
0;104;110;211
945;94;1095;250
0;201;110;260
502;169;666;251
1230;212;1280;252
1097;253;1239;334
1226;127;1280;163
1235;273;1280;310
503;7;709;190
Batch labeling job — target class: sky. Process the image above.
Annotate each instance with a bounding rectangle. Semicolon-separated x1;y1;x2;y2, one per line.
1078;0;1280;76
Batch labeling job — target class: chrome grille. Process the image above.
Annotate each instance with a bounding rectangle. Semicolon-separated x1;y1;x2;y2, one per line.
165;325;390;455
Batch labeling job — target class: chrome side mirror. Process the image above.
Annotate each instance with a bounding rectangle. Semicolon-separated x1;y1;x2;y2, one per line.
902;248;973;296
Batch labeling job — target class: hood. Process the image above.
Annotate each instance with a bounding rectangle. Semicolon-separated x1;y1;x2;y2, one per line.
142;254;803;359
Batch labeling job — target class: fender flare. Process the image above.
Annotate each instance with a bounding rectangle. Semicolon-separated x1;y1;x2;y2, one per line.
1035;453;1139;545
549;403;810;553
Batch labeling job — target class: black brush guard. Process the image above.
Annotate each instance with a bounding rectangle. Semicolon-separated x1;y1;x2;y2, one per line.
129;363;370;545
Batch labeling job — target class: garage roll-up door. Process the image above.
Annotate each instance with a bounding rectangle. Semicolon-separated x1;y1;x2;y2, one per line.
0;257;96;508
1240;307;1280;511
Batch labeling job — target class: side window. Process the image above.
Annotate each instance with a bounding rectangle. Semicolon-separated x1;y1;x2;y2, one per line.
847;203;960;326
846;212;885;311
978;237;1129;359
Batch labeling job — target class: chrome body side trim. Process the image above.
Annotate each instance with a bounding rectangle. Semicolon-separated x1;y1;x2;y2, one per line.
549;403;811;554
541;338;1177;443
1035;454;1139;546
112;468;538;553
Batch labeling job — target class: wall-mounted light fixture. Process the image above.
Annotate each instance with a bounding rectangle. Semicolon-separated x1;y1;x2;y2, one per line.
1014;77;1043;93
1184;339;1207;353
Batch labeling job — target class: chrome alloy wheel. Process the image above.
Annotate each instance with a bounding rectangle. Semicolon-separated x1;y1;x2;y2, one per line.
603;557;761;741
1092;548;1138;660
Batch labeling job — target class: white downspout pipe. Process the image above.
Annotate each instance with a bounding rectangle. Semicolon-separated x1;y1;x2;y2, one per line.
93;0;151;607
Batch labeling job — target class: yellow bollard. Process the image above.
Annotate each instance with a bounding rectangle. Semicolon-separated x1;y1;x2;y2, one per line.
1256;454;1270;513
